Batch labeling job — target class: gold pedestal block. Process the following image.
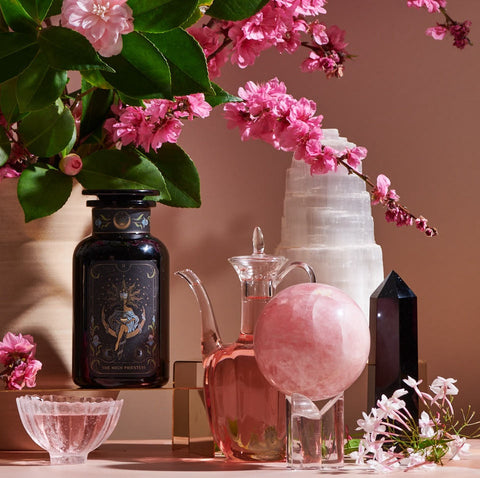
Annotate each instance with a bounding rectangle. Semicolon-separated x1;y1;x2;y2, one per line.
172;361;213;457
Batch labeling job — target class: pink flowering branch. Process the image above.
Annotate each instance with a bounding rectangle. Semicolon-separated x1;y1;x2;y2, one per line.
104;94;212;153
189;0;352;80
407;0;472;49
224;78;438;236
0;332;42;390
338;158;438;236
190;0;472;83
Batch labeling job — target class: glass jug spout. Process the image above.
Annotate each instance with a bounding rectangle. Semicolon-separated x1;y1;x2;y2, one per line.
175;269;223;363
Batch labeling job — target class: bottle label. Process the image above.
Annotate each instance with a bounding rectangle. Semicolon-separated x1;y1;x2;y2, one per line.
87;260;159;377
92;208;151;234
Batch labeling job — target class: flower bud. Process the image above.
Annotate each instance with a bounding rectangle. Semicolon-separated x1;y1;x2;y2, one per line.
59;153;83;176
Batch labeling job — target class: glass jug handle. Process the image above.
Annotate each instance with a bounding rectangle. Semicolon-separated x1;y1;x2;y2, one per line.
276;261;316;286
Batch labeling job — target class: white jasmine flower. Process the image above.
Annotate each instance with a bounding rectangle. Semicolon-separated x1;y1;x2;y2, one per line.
419;411;436;438
430;377;459;400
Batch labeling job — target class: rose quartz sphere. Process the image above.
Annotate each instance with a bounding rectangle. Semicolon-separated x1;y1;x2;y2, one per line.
254;283;370;400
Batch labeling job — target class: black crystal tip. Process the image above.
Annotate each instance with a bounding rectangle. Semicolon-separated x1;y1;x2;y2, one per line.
83;189;159;208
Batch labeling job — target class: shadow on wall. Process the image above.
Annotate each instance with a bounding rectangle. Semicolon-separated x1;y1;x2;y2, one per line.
0;182;91;387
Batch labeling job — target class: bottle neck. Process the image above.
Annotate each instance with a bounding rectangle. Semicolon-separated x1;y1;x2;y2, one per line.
91;207;151;235
240;280;274;337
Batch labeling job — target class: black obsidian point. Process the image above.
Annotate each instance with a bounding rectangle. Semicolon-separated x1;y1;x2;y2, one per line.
369;271;418;421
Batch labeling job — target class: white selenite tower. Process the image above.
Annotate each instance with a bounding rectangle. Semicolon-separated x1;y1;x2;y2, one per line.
276;129;384;319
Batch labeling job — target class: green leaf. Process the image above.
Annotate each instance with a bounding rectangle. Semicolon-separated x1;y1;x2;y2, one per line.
0;32;38;83
181;1;213;28
102;32;171;99
205;82;241;107
206;0;269;20
0;0;37;32
16;52;67;112
145;29;212;96
61;120;77;156
19;0;53;22
0;127;10;166
0;9;8;31
0;78;20;124
129;0;197;33
79;86;114;138
18;164;73;221
81;70;113;89
142;143;200;208
18;101;76;157
46;0;62;17
344;439;361;455
117;92;145;107
38;27;114;72
77;149;170;200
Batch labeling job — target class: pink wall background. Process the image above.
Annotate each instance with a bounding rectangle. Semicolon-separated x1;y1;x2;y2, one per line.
156;0;480;420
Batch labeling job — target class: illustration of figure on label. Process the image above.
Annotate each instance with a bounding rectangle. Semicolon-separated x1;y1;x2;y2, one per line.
101;278;146;356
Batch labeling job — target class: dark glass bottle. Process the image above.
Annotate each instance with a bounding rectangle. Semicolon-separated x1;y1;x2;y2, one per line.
73;190;169;388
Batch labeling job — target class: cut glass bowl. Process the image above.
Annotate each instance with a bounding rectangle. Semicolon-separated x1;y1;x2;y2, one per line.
16;395;123;465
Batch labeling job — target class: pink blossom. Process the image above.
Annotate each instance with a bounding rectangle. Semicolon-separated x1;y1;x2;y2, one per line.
326;25;348;51
61;0;134;57
105;94;210;152
205;49;230;78
23;359;42;388
310;21;329;45
228;25;266;68
407;0;446;13
387;188;399;201
426;25;448;40
0;332;36;366
309;146;338;174
224;102;251;139
415;216;428;231
301;51;342;76
105;105;146;147
449;20;472;49
292;0;327;16
173;94;212;120
6;358;42;390
291;126;322;160
345;146;367;169
188;25;229;78
237;78;288;114
144;99;173;122
371;174;391;204
385;205;414;227
59;153;83;176
0;165;21;181
147;118;183;151
0;333;41;390
301;51;322;72
242;9;278;41
188;25;224;58
282;116;322;152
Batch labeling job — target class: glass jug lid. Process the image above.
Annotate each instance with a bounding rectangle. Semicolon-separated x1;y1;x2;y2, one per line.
228;227;288;282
